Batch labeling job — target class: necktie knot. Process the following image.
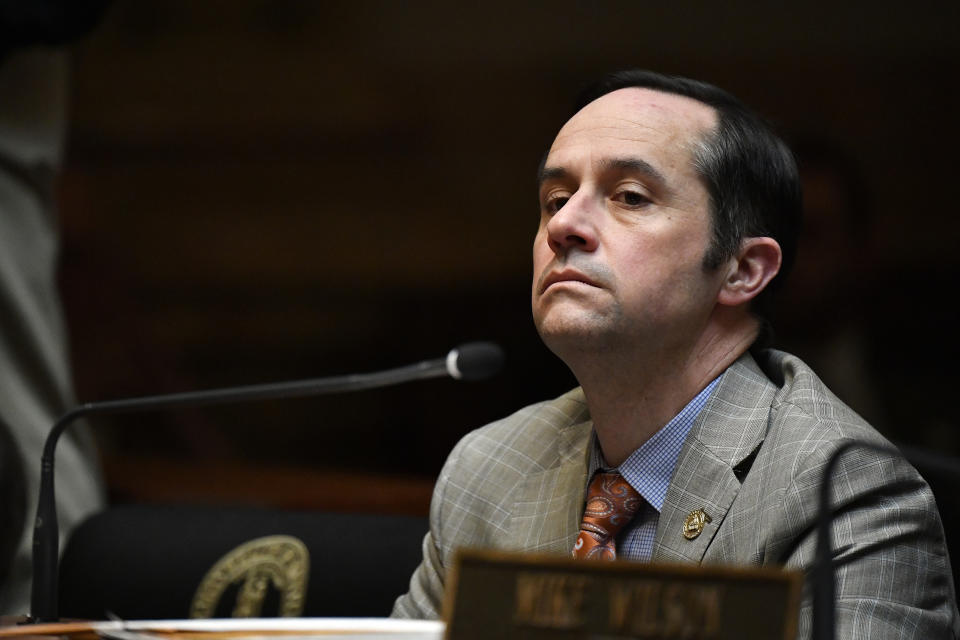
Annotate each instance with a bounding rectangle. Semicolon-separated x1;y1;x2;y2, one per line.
572;472;642;560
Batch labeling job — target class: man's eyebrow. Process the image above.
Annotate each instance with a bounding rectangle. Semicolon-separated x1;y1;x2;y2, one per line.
537;164;568;187
536;157;672;194
601;157;670;192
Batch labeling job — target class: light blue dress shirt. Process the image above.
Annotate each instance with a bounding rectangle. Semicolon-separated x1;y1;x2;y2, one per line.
586;376;720;561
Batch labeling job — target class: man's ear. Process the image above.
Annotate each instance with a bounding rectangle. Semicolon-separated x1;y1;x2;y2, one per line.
717;237;782;307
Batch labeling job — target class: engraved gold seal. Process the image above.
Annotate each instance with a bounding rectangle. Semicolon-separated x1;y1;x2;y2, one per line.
190;535;309;618
682;508;712;540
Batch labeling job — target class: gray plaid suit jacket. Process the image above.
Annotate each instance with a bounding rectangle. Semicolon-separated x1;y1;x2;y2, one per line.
392;349;959;638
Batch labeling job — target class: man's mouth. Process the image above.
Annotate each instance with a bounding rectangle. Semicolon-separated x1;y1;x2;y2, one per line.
539;269;601;294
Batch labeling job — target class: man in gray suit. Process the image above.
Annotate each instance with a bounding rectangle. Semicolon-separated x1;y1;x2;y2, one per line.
392;70;959;637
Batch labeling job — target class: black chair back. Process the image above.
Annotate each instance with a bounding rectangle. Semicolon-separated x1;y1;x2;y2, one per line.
59;504;428;620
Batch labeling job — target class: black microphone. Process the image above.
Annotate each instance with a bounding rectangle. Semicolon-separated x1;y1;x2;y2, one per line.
30;341;504;622
811;440;903;640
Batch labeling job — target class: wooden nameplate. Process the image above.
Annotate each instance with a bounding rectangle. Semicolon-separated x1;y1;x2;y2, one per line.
443;549;802;640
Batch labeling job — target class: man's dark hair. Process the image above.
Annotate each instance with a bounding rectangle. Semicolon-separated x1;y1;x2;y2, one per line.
573;70;802;319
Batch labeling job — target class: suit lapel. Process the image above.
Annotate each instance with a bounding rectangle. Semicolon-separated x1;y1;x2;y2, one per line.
653;353;777;564
509;416;592;554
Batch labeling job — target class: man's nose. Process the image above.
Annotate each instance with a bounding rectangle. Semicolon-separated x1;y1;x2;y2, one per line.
546;192;599;254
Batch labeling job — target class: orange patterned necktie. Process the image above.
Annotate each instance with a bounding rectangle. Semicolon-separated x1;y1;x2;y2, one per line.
572;471;642;560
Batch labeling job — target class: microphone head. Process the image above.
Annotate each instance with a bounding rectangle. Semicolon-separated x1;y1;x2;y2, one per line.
445;342;505;381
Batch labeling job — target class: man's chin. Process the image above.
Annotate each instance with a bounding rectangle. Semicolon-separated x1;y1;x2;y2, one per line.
535;317;617;354
534;300;618;334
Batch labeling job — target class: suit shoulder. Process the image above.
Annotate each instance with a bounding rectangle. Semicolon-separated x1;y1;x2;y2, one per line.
428;388;591;550
447;387;590;474
757;349;887;449
747;350;932;508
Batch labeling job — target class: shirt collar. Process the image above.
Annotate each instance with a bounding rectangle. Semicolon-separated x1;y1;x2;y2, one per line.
588;375;720;512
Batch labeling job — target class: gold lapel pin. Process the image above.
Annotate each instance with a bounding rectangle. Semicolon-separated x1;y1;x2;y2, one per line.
682;508;712;540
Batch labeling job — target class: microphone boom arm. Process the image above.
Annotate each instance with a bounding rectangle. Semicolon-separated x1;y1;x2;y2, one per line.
31;342;502;622
812;440;903;640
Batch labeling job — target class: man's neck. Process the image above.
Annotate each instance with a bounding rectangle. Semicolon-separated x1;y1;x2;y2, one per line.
567;317;758;467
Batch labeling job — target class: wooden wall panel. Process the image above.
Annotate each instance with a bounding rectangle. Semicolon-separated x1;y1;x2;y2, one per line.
52;0;960;507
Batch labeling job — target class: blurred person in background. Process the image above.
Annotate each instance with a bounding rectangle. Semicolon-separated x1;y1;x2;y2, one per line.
773;141;884;431
0;0;109;615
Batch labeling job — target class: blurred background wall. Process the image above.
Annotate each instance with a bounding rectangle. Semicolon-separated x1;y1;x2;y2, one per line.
52;0;959;513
